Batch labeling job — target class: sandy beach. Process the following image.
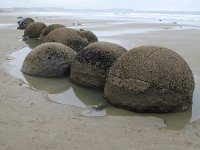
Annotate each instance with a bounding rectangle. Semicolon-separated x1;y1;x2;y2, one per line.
0;14;200;150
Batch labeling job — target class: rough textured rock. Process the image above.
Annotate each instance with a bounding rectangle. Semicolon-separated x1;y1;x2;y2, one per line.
70;42;127;88
21;42;76;78
42;28;89;52
24;22;46;38
104;46;195;113
79;30;98;43
17;17;34;30
39;24;65;42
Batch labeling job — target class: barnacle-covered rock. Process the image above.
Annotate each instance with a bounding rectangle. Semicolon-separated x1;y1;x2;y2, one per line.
70;42;127;88
21;42;76;77
104;46;195;113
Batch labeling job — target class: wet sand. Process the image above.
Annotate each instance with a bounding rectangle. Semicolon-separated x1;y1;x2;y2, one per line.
0;15;200;150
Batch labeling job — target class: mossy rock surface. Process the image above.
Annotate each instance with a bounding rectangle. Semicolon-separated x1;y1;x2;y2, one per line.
104;46;195;113
70;42;127;88
42;28;89;52
39;24;65;42
22;42;76;78
24;22;46;38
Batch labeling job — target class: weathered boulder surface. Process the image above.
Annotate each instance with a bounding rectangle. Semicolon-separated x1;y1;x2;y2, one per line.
70;42;127;88
39;24;65;42
42;28;89;52
79;30;98;43
104;46;195;113
24;22;46;38
21;42;76;77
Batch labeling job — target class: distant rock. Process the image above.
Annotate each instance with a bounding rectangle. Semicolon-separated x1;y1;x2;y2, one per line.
79;30;98;44
21;42;76;77
24;22;46;38
42;28;89;52
104;46;195;113
17;17;34;30
70;42;127;88
39;24;65;42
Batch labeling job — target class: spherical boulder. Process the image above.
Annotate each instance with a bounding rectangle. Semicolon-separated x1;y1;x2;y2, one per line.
70;42;127;88
42;28;89;52
21;42;76;78
79;30;98;43
39;24;65;42
104;46;195;113
24;22;46;38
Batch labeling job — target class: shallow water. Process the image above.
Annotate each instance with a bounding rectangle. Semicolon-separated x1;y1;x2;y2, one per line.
5;44;200;130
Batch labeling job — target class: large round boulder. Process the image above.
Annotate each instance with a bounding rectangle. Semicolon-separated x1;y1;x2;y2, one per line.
39;24;65;42
42;28;89;52
70;42;127;88
24;22;46;38
21;42;76;78
104;46;195;113
79;30;98;43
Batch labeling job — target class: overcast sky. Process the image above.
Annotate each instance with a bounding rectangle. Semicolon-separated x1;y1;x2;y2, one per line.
0;0;200;11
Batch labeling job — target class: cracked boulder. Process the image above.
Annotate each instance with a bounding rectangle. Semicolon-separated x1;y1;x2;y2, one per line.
42;28;89;52
24;22;46;38
70;42;127;88
21;42;76;78
104;46;195;113
39;24;65;42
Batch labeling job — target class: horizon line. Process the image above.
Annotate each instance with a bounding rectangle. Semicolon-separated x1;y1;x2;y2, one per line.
0;7;200;12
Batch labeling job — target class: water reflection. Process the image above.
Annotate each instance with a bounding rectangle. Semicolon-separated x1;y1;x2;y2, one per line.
72;83;107;106
24;38;40;49
48;88;86;108
24;74;71;94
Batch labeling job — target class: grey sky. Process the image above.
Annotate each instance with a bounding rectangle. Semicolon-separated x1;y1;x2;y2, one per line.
0;0;200;11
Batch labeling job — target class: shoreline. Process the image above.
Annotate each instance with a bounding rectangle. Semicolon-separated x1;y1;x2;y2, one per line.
0;15;200;150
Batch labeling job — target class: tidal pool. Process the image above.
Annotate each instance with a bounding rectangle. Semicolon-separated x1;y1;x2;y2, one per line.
5;44;200;130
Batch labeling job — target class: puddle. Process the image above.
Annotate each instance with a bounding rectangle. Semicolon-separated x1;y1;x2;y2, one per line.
24;38;40;49
5;40;200;130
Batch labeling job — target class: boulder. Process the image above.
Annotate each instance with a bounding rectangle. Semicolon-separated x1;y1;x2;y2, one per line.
79;30;98;43
39;24;65;42
70;42;127;88
42;28;89;52
17;17;34;30
104;46;195;113
24;22;46;38
21;42;76;77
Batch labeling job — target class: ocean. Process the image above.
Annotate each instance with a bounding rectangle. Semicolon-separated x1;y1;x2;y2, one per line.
16;10;200;26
